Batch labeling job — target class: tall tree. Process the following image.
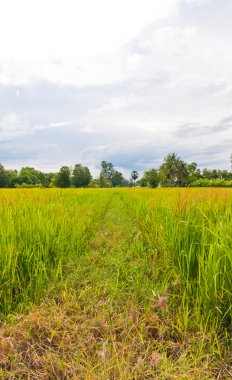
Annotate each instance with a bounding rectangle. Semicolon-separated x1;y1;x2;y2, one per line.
55;166;71;188
187;162;201;184
202;169;214;180
100;161;114;181
18;167;41;186
72;164;92;187
99;161;115;187
43;173;55;187
5;169;18;188
141;169;160;188
176;160;189;186
111;170;124;187
99;172;111;187
0;164;9;188
160;153;188;187
160;153;179;185
131;170;139;187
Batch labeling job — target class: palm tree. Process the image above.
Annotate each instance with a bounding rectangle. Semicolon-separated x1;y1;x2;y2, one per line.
160;153;188;186
131;170;139;187
176;160;189;186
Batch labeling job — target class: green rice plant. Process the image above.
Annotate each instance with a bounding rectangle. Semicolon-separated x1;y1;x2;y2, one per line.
0;188;231;377
0;189;111;316
0;187;231;336
122;188;232;333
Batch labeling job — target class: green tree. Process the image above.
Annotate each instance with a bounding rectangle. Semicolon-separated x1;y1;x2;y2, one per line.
43;173;54;187
0;164;9;187
176;160;189;186
55;166;71;188
131;170;139;187
72;164;92;187
160;153;179;185
100;161;114;181
5;169;18;188
37;171;49;187
202;169;215;180
89;178;100;188
160;153;188;187
18;167;41;186
187;162;201;184
219;170;232;180
120;178;130;187
99;161;114;187
141;168;160;188
139;177;148;187
111;170;124;187
99;172;111;187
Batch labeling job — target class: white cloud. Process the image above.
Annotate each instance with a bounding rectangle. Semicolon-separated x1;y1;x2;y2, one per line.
0;0;181;85
0;114;29;140
0;113;73;141
1;0;232;171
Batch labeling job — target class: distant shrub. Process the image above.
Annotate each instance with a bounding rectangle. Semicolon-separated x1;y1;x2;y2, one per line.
190;178;232;187
15;182;44;188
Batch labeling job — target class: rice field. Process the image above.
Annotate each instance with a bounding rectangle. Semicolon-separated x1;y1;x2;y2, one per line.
0;188;231;378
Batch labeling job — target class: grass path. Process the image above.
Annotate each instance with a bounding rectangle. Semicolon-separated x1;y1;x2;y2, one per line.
0;191;230;379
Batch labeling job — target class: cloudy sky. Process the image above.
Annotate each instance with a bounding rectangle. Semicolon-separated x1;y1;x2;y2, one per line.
0;0;232;176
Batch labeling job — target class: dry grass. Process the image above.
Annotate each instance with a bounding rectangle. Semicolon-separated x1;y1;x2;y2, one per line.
1;293;230;379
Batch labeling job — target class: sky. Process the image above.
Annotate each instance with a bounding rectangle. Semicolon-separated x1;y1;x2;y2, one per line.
0;0;232;176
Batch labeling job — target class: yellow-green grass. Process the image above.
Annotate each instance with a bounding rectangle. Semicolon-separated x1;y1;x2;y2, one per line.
0;188;231;378
0;189;110;315
122;188;232;332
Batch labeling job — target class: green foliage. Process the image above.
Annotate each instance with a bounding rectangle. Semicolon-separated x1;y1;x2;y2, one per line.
131;170;138;181
99;172;111;187
0;189;232;380
15;182;40;188
5;169;18;188
190;178;232;187
100;161;114;181
111;170;124;187
186;162;201;183
0;189;109;315
72;164;92;187
202;168;232;180
18;167;41;186
0;164;9;187
123;188;232;331
99;161;127;187
88;178;100;188
160;153;189;186
1;188;230;377
1;154;232;189
55;166;71;188
141;168;160;188
1;188;231;340
131;170;139;186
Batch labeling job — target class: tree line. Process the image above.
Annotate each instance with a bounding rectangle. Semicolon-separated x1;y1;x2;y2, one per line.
0;153;232;188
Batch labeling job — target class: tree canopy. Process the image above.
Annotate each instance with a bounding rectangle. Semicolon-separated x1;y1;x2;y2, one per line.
0;153;232;188
54;166;71;188
72;164;92;187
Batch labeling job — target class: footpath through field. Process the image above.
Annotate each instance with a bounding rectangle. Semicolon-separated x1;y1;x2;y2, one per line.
75;191;146;305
